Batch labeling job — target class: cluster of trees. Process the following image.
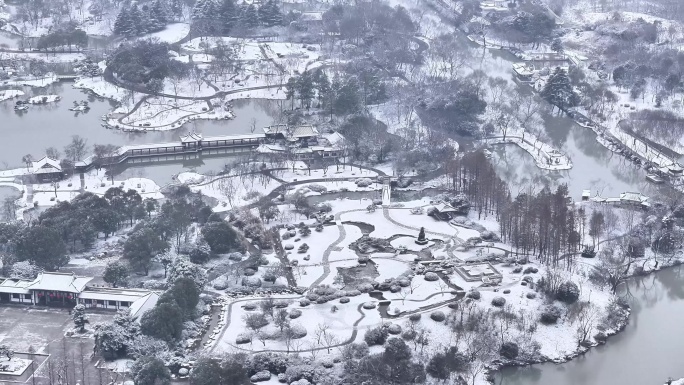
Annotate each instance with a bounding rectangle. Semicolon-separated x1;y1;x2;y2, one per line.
113;0;176;37
338;116;396;163
285;66;387;117
490;9;556;47
95;273;203;360
36;23;88;52
540;67;579;112
0;188;153;270
419;77;487;136
323;3;415;45
343;337;425;384
107;40;189;91
191;0;282;36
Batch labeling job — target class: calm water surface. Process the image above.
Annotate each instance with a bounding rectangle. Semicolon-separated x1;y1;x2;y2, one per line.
497;266;684;385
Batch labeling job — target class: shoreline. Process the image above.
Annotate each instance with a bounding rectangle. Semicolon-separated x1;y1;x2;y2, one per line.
487;258;684;384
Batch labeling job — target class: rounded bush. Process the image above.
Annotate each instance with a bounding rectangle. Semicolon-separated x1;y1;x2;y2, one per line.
299;298;311;307
503;289;511;294
500;342;519;360
523;266;539;274
339;297;350;304
284;244;294;250
242;276;262;288
236;333;252;344
408;313;422;322
512;267;522;273
274;300;290;308
430;311;446;322
178;368;189;376
556;281;580;304
250;370;271;382
306;293;320;302
540;305;562;324
491;297;506;307
520;281;528;286
277;373;287;383
243;302;257;311
263;273;277;283
244;268;257;276
289;309;302;319
347;289;362;297
397;278;410;287
290;324;308;339
321;358;334;368
466;290;481;300
526;292;536;299
387;324;402;335
401;329;417;340
364;326;388;346
362;302;376;309
424;272;439;281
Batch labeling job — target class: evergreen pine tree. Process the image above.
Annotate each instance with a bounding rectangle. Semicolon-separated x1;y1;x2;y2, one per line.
540;67;576;111
171;0;183;20
296;71;315;108
113;8;131;36
152;0;169;24
128;5;146;35
242;4;260;29
286;76;297;110
219;0;238;34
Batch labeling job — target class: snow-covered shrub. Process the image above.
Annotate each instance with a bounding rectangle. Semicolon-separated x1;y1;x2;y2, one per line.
540;305;562;324
128;335;170;360
347;289;362;296
430;311;446;322
236;333;252;344
522;276;534;283
178;368;189;376
284;244;294;250
212;275;229;290
355;178;373;187
357;283;374;293
424;272;439;281
408;313;421;322
364;326;388;346
250;370;271;382
523;266;539;274
358;255;370;264
242;276;262;288
299;298;311;307
402;329;417;340
526;292;536;299
390;285;401;293
278;373;287;383
142;280;168;290
244;302;257;311
512;267;522;273
290;324;307;339
306;293;320;302
228;252;244;261
282;232;292;240
339;297;350;304
387;324;402;335
308;184;328;193
274;300;290;308
289;309;302;319
500;342;519;360
10;261;41;280
285;364;318;383
491;297;506;307
362;302;376;309
244;268;257;276
263;272;277;283
556;281;580;304
466;290;481;300
397;278;410;287
321;358;334;368
167;257;208;288
503;289;511;294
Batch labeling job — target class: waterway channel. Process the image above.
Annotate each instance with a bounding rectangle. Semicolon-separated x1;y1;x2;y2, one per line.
496;266;684;385
0;82;284;180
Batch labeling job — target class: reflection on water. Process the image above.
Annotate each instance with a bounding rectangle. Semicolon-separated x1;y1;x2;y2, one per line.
0;83;281;170
497;266;684;385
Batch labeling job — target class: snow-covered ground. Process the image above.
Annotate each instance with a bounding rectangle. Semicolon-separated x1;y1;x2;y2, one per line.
0;89;23;102
178;172;281;212
27;94;60;104
136;23;190;44
1;73;58;87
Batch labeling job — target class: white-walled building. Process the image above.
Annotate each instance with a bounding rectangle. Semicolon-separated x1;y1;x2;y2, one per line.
0;272;158;315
